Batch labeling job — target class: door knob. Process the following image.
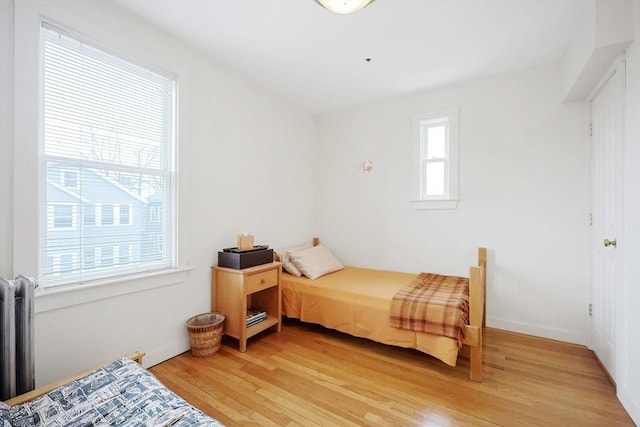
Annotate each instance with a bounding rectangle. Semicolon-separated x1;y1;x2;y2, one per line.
604;238;617;248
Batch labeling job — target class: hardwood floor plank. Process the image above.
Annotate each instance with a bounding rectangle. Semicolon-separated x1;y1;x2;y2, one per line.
149;322;633;426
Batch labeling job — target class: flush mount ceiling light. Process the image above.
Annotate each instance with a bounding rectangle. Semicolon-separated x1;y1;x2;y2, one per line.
315;0;374;14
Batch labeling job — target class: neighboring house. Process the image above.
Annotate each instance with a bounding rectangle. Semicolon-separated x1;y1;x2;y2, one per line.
46;164;163;280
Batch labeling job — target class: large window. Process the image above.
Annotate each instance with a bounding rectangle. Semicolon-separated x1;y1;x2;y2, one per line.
411;108;459;210
41;23;176;288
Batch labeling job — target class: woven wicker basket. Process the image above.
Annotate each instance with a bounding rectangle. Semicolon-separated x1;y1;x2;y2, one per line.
186;312;225;357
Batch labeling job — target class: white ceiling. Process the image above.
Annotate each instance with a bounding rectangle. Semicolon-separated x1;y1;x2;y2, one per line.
113;0;588;115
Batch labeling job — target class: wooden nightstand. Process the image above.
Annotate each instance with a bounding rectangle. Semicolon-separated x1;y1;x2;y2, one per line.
211;262;282;352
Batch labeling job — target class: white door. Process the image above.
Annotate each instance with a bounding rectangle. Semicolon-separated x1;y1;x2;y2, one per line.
589;59;625;381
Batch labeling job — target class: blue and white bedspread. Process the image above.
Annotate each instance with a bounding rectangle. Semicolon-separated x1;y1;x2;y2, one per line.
1;358;224;426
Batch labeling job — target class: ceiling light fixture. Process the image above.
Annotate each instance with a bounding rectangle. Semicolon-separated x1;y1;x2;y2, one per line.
315;0;374;14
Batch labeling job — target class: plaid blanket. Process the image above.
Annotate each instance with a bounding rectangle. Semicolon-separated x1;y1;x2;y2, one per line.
390;273;469;347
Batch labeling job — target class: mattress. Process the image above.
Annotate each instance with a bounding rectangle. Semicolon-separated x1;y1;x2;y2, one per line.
281;267;460;366
2;358;223;427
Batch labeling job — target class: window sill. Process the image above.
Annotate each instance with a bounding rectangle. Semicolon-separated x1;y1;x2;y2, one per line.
35;266;193;313
411;199;459;210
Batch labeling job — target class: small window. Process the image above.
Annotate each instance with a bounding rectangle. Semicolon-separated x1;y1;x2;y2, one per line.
149;206;162;223
411;107;459;210
54;205;73;228
101;246;114;267
119;205;131;225
60;253;74;274
101;204;114;226
47;253;76;276
61;170;79;188
48;204;77;229
118;245;131;265
84;204;96;226
83;247;96;269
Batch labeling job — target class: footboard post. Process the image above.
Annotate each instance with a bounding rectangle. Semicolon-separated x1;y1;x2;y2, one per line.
478;247;487;328
469;265;484;382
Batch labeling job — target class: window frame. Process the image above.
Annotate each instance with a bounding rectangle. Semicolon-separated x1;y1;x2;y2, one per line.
411;107;460;210
38;19;178;289
13;2;191;313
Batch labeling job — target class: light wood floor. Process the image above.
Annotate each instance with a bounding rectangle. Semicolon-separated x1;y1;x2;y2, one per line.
150;320;634;426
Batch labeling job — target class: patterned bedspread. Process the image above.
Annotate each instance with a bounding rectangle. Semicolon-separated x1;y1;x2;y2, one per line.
2;358;223;427
390;273;469;347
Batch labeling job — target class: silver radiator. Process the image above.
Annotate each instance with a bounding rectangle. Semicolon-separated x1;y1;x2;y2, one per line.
0;275;37;401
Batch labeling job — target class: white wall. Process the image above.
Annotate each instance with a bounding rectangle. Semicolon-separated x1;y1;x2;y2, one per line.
7;0;316;385
316;63;589;344
0;1;14;279
619;1;640;422
562;0;634;102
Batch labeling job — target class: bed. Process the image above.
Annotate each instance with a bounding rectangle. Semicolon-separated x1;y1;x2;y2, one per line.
1;352;223;426
279;239;487;381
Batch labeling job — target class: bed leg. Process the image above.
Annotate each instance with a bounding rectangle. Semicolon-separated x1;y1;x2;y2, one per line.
470;335;483;382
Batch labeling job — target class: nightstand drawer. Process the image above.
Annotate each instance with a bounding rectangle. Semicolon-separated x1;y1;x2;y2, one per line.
246;268;278;293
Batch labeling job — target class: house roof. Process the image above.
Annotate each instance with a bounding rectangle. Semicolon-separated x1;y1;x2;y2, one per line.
47;168;148;204
113;0;589;114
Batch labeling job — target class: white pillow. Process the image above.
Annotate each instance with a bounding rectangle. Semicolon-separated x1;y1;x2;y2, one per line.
275;243;312;277
288;244;344;280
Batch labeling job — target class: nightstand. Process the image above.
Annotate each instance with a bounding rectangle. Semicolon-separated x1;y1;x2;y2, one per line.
211;262;282;352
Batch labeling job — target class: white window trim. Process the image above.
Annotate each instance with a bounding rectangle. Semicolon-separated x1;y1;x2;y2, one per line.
35;266;193;313
411;107;460;210
14;1;190;309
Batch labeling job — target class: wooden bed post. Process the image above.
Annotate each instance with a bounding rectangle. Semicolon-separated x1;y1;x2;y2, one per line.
467;247;486;382
478;247;487;328
469;265;484;382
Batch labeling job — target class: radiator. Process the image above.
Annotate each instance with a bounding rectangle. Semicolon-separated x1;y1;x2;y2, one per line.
0;275;37;401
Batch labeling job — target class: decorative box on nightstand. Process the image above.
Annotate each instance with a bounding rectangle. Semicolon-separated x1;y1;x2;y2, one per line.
217;247;274;270
211;261;282;352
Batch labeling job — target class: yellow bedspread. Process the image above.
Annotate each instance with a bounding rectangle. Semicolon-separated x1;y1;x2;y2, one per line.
281;267;460;366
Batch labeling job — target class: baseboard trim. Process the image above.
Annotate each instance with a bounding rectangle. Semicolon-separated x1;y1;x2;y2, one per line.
488;317;586;345
142;339;190;368
618;387;640;425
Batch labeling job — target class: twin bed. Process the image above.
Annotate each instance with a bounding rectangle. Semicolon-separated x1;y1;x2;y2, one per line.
2;353;223;426
2;242;486;425
279;239;487;381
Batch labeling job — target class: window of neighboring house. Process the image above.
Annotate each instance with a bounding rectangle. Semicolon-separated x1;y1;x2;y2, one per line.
101;204;114;226
83;247;96;269
100;246;114;267
149;206;162;223
60;253;74;274
41;23;176;288
118;244;131;265
119;205;131;225
48;204;77;229
411;107;460;210
47;253;76;276
61;169;79;188
84;204;96;226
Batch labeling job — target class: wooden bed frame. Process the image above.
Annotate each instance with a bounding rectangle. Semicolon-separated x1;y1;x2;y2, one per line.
308;238;487;382
465;247;487;381
4;351;145;406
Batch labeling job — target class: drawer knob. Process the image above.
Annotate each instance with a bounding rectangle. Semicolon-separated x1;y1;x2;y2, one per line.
261;279;266;284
